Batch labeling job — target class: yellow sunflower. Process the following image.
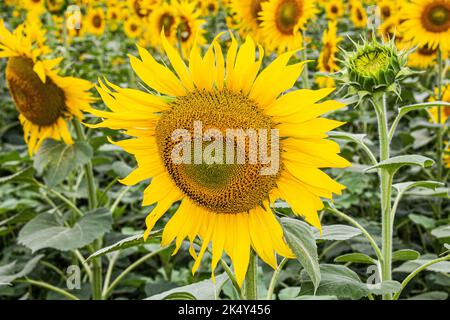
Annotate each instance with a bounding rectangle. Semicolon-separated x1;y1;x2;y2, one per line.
350;1;367;28
259;0;318;52
87;33;349;285
45;0;67;14
86;7;106;36
325;0;344;21
201;0;219;16
428;84;450;124
0;21;93;155
444;147;450;168
107;5;122;32
230;0;268;39
407;44;438;69
316;21;342;88
171;0;206;57
377;0;397;20
401;0;450;53
124;15;142;39
148;3;178;47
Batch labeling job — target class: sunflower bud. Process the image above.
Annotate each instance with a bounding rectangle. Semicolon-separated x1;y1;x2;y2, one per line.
336;38;412;99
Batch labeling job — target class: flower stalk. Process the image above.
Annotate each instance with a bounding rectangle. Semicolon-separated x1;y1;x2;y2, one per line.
245;249;258;300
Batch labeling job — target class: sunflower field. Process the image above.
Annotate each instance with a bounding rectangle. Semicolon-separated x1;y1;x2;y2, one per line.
0;0;449;304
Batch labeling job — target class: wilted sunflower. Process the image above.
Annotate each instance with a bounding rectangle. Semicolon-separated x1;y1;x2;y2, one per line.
401;0;450;53
428;84;450;124
148;3;177;47
350;1;367;28
317;21;342;88
260;0;317;52
325;0;344;21
124;16;142;39
0;21;93;154
86;7;106;36
88;33;349;285
407;44;437;69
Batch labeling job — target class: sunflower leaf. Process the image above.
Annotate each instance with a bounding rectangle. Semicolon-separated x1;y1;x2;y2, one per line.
18;208;112;252
281;217;321;292
34;139;93;187
366;155;434;175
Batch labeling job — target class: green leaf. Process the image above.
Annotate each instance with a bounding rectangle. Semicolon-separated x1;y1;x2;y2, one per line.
278;287;301;300
314;224;362;241
368;280;401;296
18;208;112;252
328;131;370;145
162;292;197;300
295;295;338;300
408;214;436;230
146;273;228;300
0;255;44;286
86;230;162;262
431;225;450;239
393;181;443;194
408;291;448;300
394;255;450;273
34;139;93;187
406;187;449;199
300;264;369;300
392;249;420;262
281;217;321;292
334;253;376;264
366;155;434;174
0;167;34;184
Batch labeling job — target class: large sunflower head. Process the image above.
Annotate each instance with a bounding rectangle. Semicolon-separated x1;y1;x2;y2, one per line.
0;21;94;155
87;32;350;285
260;0;317;52
401;0;450;52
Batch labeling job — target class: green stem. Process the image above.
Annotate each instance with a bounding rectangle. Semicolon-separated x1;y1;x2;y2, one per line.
373;93;393;300
20;279;79;300
103;246;168;299
73;120;102;300
244;249;258;300
436;50;443;182
266;258;288;300
393;255;450;300
326;206;383;263
219;259;244;299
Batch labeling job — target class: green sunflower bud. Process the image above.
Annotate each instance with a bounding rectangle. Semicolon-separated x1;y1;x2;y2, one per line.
336;37;413;99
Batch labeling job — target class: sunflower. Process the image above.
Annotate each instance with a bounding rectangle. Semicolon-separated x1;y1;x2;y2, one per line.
0;21;93;155
260;0;318;52
428;84;450;124
127;0;158;18
316;21;342;88
401;0;450;53
230;0;268;39
124;15;142;39
45;0;67;14
325;0;344;21
22;0;45;14
86;7;106;36
148;3;177;47
378;14;401;40
407;44;438;69
350;1;367;28
171;0;206;57
377;0;397;20
201;0;219;16
87;33;349;285
107;5;122;32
